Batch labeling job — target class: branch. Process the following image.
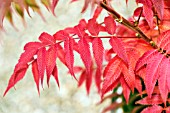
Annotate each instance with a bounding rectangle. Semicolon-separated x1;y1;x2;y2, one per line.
91;35;139;39
99;1;158;49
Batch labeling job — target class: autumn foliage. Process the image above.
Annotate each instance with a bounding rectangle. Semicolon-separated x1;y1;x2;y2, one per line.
2;0;170;112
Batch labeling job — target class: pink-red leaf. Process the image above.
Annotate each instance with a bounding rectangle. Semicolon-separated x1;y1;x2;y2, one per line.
157;30;170;50
93;6;102;19
52;65;60;88
151;0;164;19
92;38;104;92
57;44;66;65
166;60;170;92
74;25;86;38
136;0;153;28
53;30;68;41
135;49;157;71
24;42;43;50
4;64;28;96
78;70;86;87
18;49;37;64
51;0;59;15
85;70;93;95
78;37;92;75
141;105;163;113
102;57;122;95
78;37;92;94
158;57;169;104
46;44;57;86
64;35;76;79
37;47;46;87
81;0;90;13
120;76;131;103
32;60;40;95
109;37;128;63
104;16;116;35
135;76;142;94
122;63;135;92
136;95;164;105
145;52;164;97
87;19;100;36
39;32;55;45
143;4;153;28
95;69;101;93
92;37;104;68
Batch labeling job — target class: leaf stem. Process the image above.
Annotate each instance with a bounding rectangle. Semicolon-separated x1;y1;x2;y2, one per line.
99;1;158;49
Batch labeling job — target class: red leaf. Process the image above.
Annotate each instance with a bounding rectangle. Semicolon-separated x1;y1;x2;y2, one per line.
80;19;87;28
135;76;142;94
141;105;163;113
104;16;116;35
136;0;153;28
81;0;90;13
24;42;43;50
136;95;164;105
37;47;46;87
51;0;59;15
102;57;122;95
52;65;60;88
109;37;128;63
4;64;28;96
158;57;169;104
18;49;37;64
77;67;93;94
78;70;86;87
71;66;83;74
145;52;164;97
39;32;55;45
32;60;40;95
53;30;68;41
166;107;170;113
133;7;143;17
78;37;92;94
104;49;114;61
74;25;86;38
57;44;66;65
78;19;87;31
157;30;170;50
122;63;135;92
0;1;11;28
95;69;101;93
93;6;102;19
46;44;57;86
135;49;157;71
78;37;92;76
87;19;100;36
143;4;153;28
151;0;164;19
85;70;93;95
4;40;40;96
92;38;104;92
64;34;76;79
167;61;170;92
120;76;131;103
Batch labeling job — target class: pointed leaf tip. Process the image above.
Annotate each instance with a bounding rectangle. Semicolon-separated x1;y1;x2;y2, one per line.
32;60;40;95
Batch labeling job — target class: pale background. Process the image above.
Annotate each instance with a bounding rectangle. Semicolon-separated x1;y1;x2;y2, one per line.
0;0;137;113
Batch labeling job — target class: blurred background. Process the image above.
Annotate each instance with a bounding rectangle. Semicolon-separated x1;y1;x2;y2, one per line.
0;0;137;113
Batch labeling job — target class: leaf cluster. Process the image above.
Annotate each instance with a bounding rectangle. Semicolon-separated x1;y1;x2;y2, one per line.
2;0;170;112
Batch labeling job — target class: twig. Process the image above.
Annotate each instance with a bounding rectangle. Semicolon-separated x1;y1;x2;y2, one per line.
99;1;158;49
